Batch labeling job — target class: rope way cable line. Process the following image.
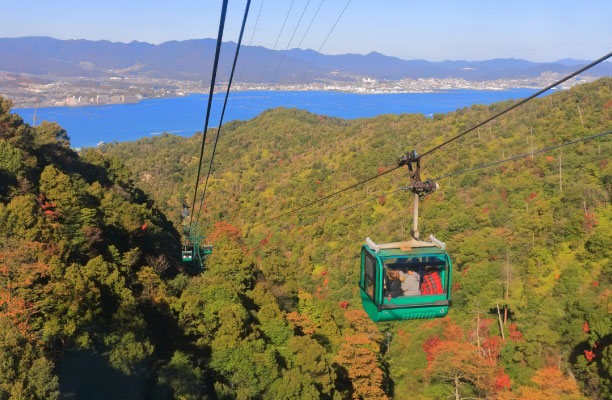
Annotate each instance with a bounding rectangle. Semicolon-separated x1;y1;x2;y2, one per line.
237;0;349;120
223;0;265;120
417;51;612;160
188;0;229;234
274;0;325;89
226;0;310;128
267;0;313;85
280;0;351;106
276;128;612;233
255;0;349;155
249;0;357;228
252;165;400;228
221;0;349;159
295;0;325;50
235;0;266;82
256;0;296;84
252;50;612;228
195;0;252;225
228;0;297;122
190;0;349;230
192;0;352;227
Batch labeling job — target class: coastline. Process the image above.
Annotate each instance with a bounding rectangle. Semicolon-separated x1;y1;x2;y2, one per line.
11;86;544;111
12;88;542;148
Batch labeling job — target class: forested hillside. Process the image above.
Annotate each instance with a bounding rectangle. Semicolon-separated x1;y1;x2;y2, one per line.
1;78;611;399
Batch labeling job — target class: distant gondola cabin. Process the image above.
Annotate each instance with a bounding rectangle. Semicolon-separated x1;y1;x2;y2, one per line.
182;250;193;262
202;245;213;255
359;238;451;321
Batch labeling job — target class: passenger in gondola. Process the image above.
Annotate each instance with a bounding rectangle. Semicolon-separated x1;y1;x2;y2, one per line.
421;266;443;295
385;269;404;298
399;268;420;296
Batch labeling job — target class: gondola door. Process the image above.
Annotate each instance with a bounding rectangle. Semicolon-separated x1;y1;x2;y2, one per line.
360;246;383;317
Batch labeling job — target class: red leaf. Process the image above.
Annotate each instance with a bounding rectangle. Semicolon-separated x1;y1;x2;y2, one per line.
508;323;524;342
422;336;441;361
495;369;512;391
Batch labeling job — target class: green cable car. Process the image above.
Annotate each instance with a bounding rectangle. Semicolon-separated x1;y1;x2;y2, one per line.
182;249;193;262
359;236;451;321
202;245;213;255
359;150;452;321
181;226;213;269
180;207;213;266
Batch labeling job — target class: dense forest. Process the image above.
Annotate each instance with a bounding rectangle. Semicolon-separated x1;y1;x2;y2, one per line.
1;78;611;399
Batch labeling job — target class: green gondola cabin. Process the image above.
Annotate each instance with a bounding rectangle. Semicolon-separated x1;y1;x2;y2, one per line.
182;250;193;262
202;244;213;255
359;236;452;321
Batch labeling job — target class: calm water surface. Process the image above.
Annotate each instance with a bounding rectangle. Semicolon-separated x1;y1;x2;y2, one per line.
14;89;542;148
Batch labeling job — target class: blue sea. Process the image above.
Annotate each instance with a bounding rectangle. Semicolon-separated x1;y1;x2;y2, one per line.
14;89;541;148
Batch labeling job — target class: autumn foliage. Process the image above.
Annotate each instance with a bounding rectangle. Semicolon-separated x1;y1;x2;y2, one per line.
206;221;242;242
2;78;612;398
0;242;49;338
420;320;509;397
517;366;582;399
335;310;388;399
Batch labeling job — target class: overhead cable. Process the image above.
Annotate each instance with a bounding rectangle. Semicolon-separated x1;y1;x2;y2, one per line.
254;51;612;226
252;165;399;227
257;0;296;83
275;0;324;88
188;0;229;233
236;0;265;80
277;129;612;232
418;51;612;159
235;0;297;118
268;0;312;83
195;0;252;225
283;0;351;96
431;129;612;181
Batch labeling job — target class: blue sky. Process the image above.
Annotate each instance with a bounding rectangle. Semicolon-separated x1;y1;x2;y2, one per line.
1;0;610;61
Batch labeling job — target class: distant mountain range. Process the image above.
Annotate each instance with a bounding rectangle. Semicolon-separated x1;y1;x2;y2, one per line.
1;36;610;82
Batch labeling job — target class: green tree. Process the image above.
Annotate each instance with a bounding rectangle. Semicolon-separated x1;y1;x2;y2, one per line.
0;317;59;400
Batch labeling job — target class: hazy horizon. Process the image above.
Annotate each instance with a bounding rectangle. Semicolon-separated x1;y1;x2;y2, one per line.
2;0;610;63
1;35;607;65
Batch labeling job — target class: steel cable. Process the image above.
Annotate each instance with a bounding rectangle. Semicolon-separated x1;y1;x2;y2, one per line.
252;51;612;227
195;0;253;225
188;0;229;234
273;129;612;232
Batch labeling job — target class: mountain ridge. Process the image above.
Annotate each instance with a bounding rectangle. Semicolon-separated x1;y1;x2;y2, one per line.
2;36;611;82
